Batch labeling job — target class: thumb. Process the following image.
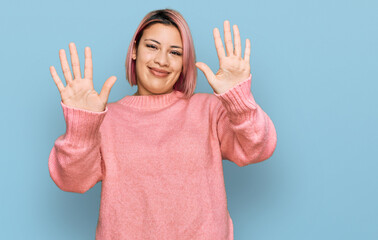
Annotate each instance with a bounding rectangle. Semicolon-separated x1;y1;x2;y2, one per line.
195;62;215;83
99;76;117;103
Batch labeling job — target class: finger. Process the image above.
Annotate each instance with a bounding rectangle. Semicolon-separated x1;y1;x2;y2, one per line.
233;25;242;57
244;38;251;63
223;20;234;56
99;76;117;103
84;46;93;80
69;42;82;80
195;62;215;83
213;28;225;60
50;66;65;93
59;49;73;84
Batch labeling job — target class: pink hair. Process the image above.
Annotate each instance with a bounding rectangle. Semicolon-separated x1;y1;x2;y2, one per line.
125;9;196;99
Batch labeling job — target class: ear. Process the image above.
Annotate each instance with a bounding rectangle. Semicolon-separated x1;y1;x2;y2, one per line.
132;41;137;60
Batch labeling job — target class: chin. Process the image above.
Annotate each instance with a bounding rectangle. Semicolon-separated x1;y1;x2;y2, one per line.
142;85;170;95
150;82;174;92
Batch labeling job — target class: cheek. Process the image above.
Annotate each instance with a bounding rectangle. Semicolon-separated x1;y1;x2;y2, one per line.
172;59;183;73
137;54;149;64
137;47;153;62
135;54;151;72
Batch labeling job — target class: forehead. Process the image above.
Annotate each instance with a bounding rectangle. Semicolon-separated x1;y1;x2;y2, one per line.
141;23;182;45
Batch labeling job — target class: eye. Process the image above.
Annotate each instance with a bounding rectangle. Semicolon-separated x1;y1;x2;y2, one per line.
146;44;157;49
171;50;182;56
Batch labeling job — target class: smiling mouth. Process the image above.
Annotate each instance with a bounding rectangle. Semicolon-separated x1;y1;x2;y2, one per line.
149;67;170;77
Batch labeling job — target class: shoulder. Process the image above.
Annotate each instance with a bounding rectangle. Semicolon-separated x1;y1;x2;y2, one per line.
189;92;222;107
100;100;127;123
103;101;118;112
187;92;223;117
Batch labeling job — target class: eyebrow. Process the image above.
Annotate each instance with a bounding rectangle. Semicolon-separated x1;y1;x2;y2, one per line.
144;39;182;49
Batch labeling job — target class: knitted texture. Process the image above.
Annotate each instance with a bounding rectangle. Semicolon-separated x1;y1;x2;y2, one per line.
48;74;277;240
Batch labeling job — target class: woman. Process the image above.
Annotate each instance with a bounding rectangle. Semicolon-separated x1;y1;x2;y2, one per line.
48;8;277;240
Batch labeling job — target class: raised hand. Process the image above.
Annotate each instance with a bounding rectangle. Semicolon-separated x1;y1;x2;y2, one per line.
195;20;251;95
50;42;117;112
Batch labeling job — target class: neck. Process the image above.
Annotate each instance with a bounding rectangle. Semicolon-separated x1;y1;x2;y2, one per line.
133;89;173;96
121;89;185;110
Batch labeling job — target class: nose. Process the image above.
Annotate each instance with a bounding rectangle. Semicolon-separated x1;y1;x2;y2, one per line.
154;50;169;67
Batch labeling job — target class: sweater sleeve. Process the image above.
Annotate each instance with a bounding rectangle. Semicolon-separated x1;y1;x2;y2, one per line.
48;101;108;193
214;74;277;167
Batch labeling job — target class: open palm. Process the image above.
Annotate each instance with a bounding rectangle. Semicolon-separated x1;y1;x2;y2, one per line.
50;42;117;112
196;20;251;95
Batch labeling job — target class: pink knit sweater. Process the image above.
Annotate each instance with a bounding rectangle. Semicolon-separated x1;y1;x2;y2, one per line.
48;74;277;240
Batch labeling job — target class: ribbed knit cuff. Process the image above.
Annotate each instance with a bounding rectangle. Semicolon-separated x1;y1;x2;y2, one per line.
60;101;108;147
214;74;257;119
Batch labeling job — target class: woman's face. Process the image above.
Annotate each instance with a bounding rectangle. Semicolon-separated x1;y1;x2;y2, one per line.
132;23;183;96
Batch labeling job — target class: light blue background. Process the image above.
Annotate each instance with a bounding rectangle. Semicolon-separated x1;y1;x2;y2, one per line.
1;0;377;239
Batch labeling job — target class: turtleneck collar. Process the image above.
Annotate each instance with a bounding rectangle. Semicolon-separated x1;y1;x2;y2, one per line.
118;90;185;110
